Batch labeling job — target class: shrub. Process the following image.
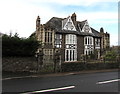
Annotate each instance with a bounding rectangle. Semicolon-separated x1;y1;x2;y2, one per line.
61;62;85;72
61;62;119;72
104;51;117;61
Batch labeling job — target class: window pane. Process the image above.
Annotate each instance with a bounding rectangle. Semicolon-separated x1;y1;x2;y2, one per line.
90;38;92;44
55;34;62;48
70;50;72;61
50;32;52;43
45;32;47;42
73;50;74;61
48;32;49;42
66;50;69;61
88;37;89;44
85;37;87;44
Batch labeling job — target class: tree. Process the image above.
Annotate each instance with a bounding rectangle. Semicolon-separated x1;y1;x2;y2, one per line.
2;33;40;57
104;51;117;61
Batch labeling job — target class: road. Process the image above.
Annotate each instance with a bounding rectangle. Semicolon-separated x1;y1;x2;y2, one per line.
2;71;120;93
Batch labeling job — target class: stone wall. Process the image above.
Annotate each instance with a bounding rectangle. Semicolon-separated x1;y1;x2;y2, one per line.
2;57;37;72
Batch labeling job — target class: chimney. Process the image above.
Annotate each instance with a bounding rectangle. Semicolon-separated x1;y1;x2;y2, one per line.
71;13;76;25
100;27;104;33
36;16;40;30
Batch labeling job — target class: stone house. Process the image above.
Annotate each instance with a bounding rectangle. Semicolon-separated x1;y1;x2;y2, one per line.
35;13;110;63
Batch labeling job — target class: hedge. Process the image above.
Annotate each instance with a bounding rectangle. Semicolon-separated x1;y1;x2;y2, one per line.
61;62;119;72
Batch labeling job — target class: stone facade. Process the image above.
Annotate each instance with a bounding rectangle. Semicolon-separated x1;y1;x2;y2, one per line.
100;27;110;54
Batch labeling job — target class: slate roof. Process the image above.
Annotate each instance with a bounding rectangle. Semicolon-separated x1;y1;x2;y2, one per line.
44;17;101;38
91;27;101;37
62;16;70;28
45;17;62;31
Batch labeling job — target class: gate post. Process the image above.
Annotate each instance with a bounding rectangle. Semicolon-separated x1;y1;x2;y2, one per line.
54;50;60;73
37;49;44;72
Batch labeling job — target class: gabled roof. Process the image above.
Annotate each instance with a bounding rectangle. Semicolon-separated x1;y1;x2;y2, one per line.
75;20;87;32
78;20;87;30
44;16;101;37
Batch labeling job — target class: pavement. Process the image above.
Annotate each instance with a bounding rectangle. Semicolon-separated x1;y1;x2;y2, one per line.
2;69;119;80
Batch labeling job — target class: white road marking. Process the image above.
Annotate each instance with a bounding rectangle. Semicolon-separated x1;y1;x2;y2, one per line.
68;73;75;75
2;75;37;81
21;86;75;94
96;79;120;84
64;73;75;76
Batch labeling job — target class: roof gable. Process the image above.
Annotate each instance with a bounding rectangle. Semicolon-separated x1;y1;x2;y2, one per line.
81;20;92;33
62;16;76;31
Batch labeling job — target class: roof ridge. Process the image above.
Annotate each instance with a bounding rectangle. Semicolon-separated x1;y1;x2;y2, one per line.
45;17;61;24
79;20;87;23
51;17;64;19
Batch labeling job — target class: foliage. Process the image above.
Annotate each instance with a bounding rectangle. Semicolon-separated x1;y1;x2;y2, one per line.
61;62;85;72
61;62;119;72
80;54;96;61
29;32;36;39
104;51;117;61
2;33;40;57
90;53;96;59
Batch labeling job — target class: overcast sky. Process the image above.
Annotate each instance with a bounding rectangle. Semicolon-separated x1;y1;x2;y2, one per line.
0;0;118;46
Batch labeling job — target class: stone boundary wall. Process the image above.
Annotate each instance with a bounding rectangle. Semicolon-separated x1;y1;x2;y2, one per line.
2;57;37;72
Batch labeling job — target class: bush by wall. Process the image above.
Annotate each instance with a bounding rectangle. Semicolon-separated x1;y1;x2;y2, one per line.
61;62;119;72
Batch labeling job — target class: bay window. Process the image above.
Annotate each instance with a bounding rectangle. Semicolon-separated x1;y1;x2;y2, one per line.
65;34;77;61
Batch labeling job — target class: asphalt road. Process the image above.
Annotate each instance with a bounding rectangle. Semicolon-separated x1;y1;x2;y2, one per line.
2;71;120;93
